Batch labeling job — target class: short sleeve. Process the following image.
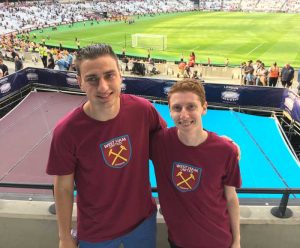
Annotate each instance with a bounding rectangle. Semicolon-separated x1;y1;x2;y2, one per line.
222;145;242;188
46;124;77;175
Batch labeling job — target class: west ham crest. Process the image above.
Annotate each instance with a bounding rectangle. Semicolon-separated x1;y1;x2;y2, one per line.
172;162;202;192
100;135;132;168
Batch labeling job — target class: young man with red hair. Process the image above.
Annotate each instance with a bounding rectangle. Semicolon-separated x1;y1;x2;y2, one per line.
151;79;241;248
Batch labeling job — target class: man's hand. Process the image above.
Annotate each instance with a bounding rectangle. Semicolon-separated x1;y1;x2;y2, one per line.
221;135;241;160
230;241;241;248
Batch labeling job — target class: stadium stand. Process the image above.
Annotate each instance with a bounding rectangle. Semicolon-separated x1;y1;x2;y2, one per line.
1;12;300;243
281;0;300;13
0;0;300;89
2;0;300;36
197;0;300;12
0;0;194;35
222;0;241;11
199;0;222;10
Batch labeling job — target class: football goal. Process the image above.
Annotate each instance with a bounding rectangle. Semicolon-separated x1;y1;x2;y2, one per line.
131;34;167;51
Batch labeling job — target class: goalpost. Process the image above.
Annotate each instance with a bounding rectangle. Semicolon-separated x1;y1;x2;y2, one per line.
131;34;167;51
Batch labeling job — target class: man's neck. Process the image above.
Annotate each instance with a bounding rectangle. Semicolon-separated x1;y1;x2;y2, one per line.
177;129;208;147
83;99;120;121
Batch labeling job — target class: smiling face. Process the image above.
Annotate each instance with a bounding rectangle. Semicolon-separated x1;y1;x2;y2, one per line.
169;91;207;134
78;55;122;110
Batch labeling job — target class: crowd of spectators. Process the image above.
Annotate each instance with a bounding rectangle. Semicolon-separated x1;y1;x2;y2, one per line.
90;0;194;16
4;0;299;36
0;1;87;35
199;0;222;11
0;32;41;67
281;0;300;13
241;59;295;88
0;0;299;88
200;0;300;12
255;0;287;12
0;30;78;74
0;0;195;74
1;0;300;36
0;0;194;35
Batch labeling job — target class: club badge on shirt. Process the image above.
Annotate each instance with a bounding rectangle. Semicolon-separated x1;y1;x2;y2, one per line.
100;135;132;168
172;162;202;192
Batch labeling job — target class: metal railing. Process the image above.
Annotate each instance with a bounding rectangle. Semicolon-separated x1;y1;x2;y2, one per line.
0;182;300;218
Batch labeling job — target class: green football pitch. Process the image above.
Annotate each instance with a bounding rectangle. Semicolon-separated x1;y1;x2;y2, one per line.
31;11;300;67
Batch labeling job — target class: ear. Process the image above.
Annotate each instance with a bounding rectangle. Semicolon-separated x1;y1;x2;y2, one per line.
202;101;208;116
168;102;172;116
119;68;123;80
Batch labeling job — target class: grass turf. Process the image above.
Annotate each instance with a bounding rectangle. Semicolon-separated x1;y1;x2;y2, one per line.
31;11;300;68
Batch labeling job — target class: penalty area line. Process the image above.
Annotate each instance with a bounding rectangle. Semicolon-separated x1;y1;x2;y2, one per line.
246;43;265;56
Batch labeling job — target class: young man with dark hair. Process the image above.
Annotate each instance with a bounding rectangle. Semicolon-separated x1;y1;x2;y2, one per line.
151;79;241;248
47;44;166;248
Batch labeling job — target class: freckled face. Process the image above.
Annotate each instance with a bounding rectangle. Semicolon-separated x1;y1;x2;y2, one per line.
169;91;207;133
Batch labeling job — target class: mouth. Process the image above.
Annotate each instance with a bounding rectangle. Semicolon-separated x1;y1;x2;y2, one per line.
96;92;113;100
178;120;194;127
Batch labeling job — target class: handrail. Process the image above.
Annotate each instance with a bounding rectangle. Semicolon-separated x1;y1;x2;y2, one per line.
0;183;299;218
1;182;300;194
0;182;53;190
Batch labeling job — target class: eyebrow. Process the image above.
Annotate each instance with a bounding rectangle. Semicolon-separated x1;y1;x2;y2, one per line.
85;70;117;77
103;70;118;75
84;74;98;79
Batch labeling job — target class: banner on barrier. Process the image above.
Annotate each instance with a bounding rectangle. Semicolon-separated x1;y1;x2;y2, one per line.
281;90;300;123
0;70;29;99
0;68;299;123
204;83;286;109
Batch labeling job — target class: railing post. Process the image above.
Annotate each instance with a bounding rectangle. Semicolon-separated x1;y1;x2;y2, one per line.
48;185;56;215
48;203;56;215
271;192;293;218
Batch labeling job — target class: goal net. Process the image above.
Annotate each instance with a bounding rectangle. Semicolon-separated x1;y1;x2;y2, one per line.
131;34;167;51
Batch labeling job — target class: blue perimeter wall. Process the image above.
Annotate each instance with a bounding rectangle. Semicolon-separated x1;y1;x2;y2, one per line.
0;67;299;122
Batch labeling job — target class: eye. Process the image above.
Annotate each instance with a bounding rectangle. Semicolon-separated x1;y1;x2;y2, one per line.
187;104;196;111
172;105;182;112
104;72;116;80
86;76;98;85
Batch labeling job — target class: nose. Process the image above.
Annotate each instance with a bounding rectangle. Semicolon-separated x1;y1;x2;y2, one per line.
97;78;109;92
179;107;189;119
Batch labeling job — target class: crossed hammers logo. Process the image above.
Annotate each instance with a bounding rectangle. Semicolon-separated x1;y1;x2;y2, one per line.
109;145;128;166
176;171;195;190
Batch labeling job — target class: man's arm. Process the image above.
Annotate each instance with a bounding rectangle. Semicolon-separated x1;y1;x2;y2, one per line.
291;68;295;80
4;66;8;76
54;174;77;248
225;185;241;248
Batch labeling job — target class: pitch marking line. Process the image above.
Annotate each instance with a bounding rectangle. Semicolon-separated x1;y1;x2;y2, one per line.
247;43;265;56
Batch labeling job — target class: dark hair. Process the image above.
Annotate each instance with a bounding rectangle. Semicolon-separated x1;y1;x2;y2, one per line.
75;44;119;75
